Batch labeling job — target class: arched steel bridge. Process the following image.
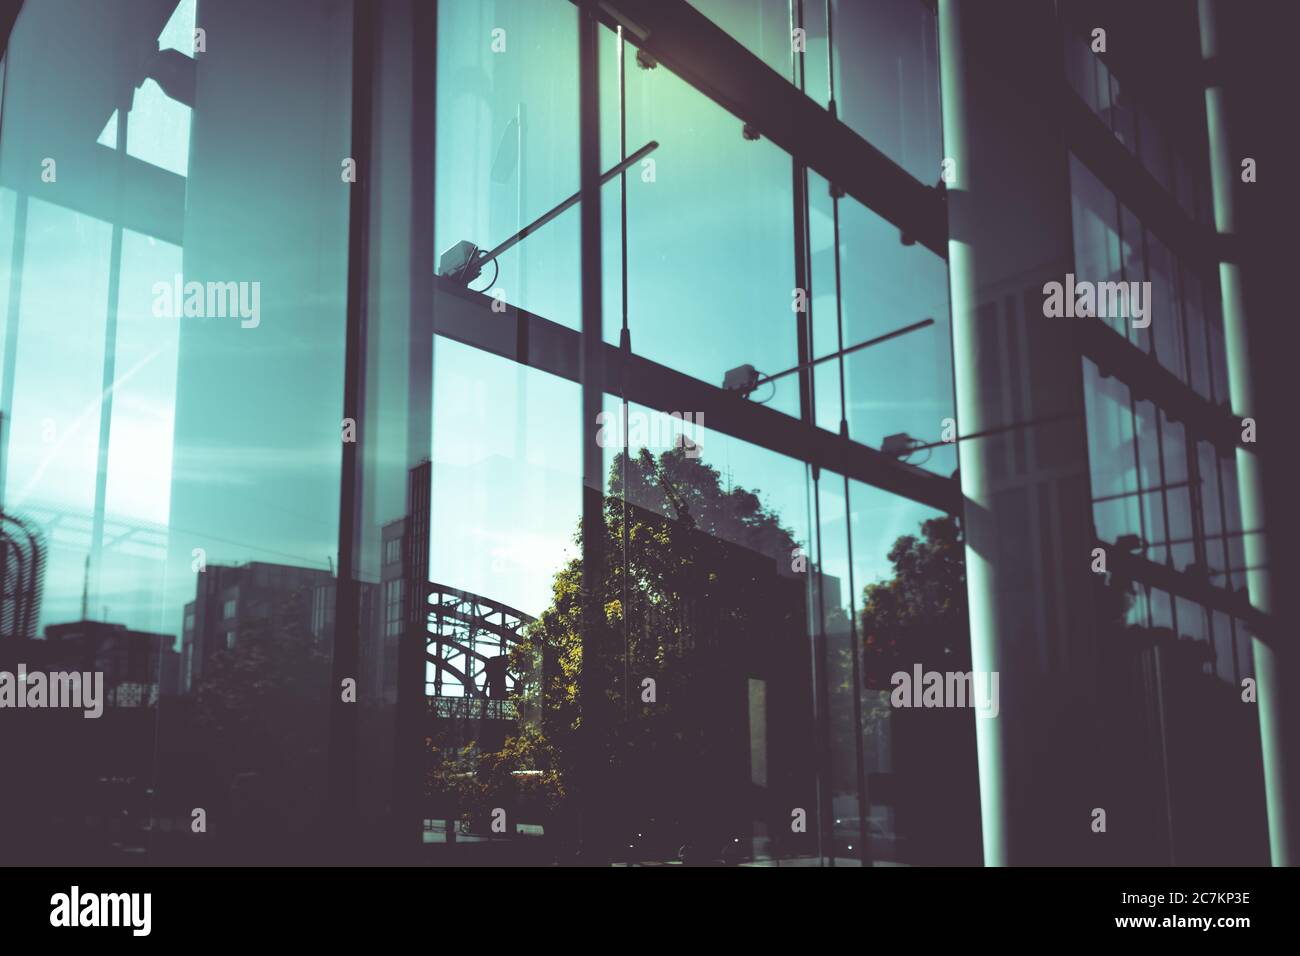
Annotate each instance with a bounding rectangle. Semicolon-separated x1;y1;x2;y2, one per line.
423;582;535;714
0;510;45;640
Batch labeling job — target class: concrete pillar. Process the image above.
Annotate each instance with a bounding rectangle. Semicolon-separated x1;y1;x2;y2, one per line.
939;0;1104;865
1199;0;1295;867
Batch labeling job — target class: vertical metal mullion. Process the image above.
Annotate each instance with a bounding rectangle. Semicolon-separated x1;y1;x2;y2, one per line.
577;1;607;864
810;466;834;865
842;475;870;867
824;0;866;868
791;0;813;430
618;25;631;729
328;0;377;845
393;0;438;856
793;164;813;426
790;0;832;868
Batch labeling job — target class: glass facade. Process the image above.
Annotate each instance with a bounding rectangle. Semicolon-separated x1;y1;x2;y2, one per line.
0;0;350;862
0;0;1279;872
1065;24;1267;864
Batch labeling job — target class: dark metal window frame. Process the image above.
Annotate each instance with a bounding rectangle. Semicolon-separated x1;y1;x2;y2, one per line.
1058;28;1247;593
0;0;1265;848
0;1;21;60
421;0;963;515
587;0;948;258
1053;11;1267;642
433;279;960;514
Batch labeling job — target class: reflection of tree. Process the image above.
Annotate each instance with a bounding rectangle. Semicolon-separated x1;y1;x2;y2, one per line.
441;458;1264;866
449;445;815;860
857;513;1142;682
188;592;330;848
859;515;970;691
849;516;1172;864
829;514;976;862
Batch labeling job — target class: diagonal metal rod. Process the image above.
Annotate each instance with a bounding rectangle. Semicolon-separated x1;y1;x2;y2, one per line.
754;318;936;390
479;139;658;267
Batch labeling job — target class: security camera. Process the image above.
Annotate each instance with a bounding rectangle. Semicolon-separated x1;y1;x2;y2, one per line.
438;240;483;283
881;433;919;458
723;364;760;395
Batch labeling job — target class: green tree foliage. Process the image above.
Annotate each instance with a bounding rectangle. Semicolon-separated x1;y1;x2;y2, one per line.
448;445;810;853
859;515;970;689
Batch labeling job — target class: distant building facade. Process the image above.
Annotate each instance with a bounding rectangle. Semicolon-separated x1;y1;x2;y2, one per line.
181;562;336;693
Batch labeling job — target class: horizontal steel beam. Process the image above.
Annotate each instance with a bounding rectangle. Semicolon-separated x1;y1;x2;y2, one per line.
583;0;948;257
1062;91;1221;276
0;150;186;247
433;278;961;515
1073;316;1242;453
1106;544;1268;642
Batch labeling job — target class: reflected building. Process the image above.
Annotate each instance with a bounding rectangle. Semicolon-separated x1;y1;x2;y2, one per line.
0;617;178;707
45;618;180;706
180;561;335;694
0;613;178;860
